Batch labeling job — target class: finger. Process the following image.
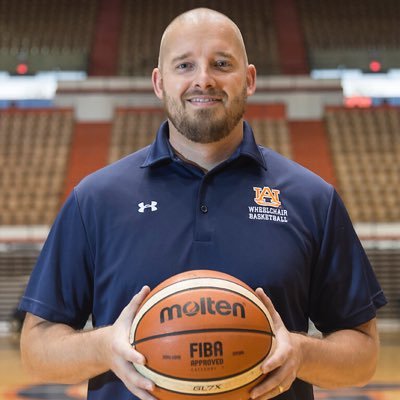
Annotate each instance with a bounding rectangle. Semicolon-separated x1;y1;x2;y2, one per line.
117;341;146;365
129;387;157;400
119;286;151;329
251;368;280;398
127;286;151;314
123;374;156;400
253;383;285;400
261;339;288;374
255;288;283;328
251;363;294;399
115;359;155;394
127;369;155;393
255;288;290;374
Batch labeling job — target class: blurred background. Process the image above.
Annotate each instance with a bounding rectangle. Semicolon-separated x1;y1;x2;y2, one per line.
0;0;399;399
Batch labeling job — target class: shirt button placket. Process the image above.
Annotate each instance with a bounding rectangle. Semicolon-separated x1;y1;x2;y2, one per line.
195;176;212;242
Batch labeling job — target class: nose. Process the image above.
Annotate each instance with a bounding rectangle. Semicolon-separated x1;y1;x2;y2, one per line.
193;65;216;90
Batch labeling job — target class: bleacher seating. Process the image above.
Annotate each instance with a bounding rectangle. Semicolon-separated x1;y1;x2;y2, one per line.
0;109;74;225
118;0;280;76
0;246;39;323
325;107;400;222
109;109;165;163
298;0;400;49
0;0;98;72
108;111;292;164
366;248;400;320
297;0;400;69
249;118;292;159
2;0;400;74
0;106;396;227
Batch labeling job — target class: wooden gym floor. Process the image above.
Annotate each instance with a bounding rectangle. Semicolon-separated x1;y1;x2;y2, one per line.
0;332;399;400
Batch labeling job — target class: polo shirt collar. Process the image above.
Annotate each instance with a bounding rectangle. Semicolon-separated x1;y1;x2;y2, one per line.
239;120;267;169
141;120;266;170
141;121;173;167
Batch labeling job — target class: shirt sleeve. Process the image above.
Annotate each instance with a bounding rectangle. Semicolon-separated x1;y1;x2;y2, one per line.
19;189;94;329
309;189;387;334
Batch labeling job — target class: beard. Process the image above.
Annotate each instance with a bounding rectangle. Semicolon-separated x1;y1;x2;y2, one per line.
163;86;247;144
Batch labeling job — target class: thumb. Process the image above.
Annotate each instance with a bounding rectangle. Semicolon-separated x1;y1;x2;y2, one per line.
255;287;283;329
121;285;151;321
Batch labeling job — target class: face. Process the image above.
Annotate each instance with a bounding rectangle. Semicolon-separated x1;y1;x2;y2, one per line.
153;21;256;144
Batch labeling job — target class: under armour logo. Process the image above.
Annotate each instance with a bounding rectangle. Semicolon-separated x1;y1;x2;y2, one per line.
138;201;158;213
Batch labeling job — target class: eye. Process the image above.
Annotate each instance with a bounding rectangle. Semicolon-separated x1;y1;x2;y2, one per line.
215;60;231;68
176;62;193;71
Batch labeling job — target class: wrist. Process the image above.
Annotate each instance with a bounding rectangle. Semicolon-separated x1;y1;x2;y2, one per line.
93;325;114;370
290;331;309;377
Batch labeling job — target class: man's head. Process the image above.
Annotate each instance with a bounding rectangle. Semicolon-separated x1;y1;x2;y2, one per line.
152;8;256;144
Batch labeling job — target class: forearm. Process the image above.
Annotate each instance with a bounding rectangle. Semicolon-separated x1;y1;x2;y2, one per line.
20;288;153;399
21;317;112;384
293;321;379;388
252;289;380;399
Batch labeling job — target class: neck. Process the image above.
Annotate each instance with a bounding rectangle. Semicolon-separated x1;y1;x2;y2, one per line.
168;121;244;172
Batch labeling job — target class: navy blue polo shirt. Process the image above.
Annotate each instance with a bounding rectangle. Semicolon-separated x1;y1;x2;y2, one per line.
20;121;386;400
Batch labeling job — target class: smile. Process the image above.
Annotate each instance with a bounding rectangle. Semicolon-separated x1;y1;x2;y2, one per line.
187;97;222;106
189;98;220;102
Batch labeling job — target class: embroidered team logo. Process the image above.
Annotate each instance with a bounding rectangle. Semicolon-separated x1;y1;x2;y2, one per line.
253;186;281;208
249;187;288;223
138;201;158;213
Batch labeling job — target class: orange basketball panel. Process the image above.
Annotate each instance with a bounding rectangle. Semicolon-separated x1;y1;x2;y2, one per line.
151;375;266;400
141;270;255;299
135;331;273;379
134;287;272;339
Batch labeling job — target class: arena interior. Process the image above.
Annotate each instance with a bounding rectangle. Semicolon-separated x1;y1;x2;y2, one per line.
0;1;399;399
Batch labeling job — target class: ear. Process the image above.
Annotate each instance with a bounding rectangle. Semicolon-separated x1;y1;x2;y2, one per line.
152;67;164;100
246;64;257;97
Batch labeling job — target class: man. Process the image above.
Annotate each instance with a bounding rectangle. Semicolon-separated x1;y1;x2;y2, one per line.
20;8;386;400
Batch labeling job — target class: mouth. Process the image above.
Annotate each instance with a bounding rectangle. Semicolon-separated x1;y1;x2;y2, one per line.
186;97;223;107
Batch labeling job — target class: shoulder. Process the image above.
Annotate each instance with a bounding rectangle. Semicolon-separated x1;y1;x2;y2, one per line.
260;146;334;195
75;146;150;197
255;146;339;229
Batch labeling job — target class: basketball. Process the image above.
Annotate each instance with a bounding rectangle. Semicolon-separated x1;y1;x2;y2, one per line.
129;270;275;400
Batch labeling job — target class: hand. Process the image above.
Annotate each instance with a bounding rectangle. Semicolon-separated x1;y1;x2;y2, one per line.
250;288;303;399
104;286;156;400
